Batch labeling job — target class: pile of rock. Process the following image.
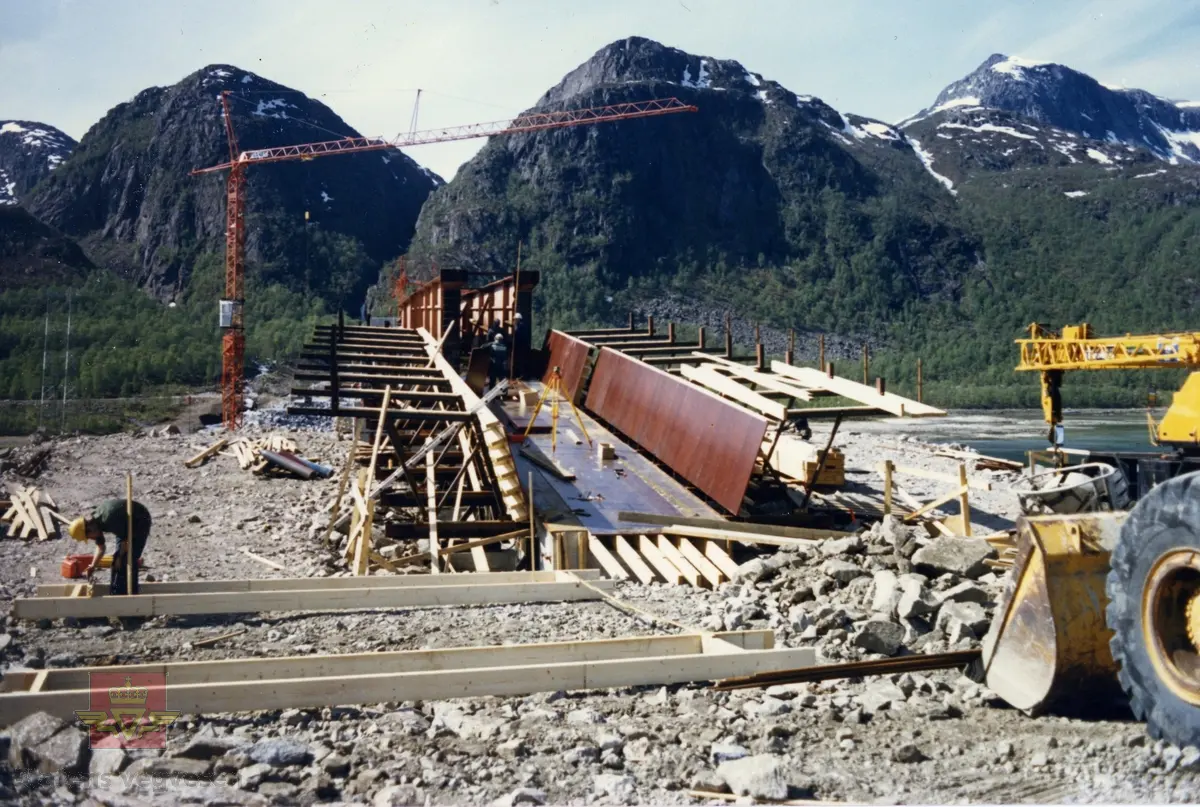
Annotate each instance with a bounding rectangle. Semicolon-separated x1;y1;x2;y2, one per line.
704;516;1004;661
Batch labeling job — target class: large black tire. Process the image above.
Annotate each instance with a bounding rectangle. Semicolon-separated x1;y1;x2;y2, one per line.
1106;470;1200;747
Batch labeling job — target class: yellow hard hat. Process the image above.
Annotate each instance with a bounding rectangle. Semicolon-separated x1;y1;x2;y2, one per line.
67;517;88;543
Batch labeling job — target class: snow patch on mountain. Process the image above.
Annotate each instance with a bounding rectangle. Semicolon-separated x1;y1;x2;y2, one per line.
939;122;1039;141
253;98;296;119
990;55;1052;80
0;169;16;205
907;137;956;194
1152;124;1200;164
682;59;711;89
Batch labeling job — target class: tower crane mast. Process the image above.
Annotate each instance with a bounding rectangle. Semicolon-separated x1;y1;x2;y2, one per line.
193;95;697;429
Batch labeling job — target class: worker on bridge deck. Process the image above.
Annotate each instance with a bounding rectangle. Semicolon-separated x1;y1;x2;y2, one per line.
67;499;152;595
488;332;509;391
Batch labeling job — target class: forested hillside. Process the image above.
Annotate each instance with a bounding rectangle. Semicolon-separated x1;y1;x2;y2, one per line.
3;39;1199;426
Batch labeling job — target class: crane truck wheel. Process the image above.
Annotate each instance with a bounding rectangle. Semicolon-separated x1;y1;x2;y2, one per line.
1106;470;1200;748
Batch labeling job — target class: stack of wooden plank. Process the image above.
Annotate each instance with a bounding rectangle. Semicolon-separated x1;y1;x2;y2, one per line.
185;435;308;476
770;434;845;487
229;435;300;473
2;487;65;541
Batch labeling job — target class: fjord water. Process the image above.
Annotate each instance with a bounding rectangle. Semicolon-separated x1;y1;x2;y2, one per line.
852;409;1157;462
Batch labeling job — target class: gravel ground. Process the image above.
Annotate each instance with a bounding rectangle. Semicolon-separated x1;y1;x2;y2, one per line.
1;421;1198;805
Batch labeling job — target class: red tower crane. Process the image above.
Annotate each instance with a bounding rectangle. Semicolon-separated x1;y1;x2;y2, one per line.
192;95;697;429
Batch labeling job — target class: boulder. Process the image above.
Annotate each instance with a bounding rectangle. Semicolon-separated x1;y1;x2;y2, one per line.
128;756;213;778
174;734;248;760
491;787;547;806
710;743;750;764
320;753;351;777
6;711;65;769
912;538;995;579
733;556;786;584
893;744;928;763
237;761;276;789
89;748;128;778
897;586;939;620
594;773;637;803
936;581;991;605
936;601;989;636
27;724;88;775
248;737;313;767
820;536;865;557
6;711;89;775
821;559;867;584
860;682;908;714
852;620;905;656
870;571;900;617
375;784;425;806
717;754;789;801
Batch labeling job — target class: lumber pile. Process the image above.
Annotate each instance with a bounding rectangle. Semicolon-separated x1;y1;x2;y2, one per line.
186;435;328;479
230;435;298;472
769;434;844;487
2;486;65;541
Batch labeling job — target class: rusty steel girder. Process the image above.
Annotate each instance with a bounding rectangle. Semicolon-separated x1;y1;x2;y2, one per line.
542;330;595;405
585;348;768;514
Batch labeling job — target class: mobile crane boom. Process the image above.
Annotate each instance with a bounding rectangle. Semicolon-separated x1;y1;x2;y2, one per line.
1016;322;1200;450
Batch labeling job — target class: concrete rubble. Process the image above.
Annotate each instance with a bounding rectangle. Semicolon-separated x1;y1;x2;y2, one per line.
0;424;1198;804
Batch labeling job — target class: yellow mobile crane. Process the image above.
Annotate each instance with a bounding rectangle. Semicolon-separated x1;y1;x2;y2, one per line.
1017;322;1200;449
981;324;1200;747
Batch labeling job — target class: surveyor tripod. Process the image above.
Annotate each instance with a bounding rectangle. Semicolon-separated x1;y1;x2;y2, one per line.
522;366;593;454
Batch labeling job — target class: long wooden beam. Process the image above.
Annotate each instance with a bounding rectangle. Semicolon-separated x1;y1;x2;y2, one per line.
621;345;724;357
36;570;602;598
381;490;495;508
771;361;945;418
293;373;450;385
617;511;852;540
291;389;460;405
692;355;815;401
0;631;814;723
14;579;613;620
385;520;522;540
784;406;889;419
287;406;473;422
664;523;848;548
296;360;435;372
679;365;787;420
0;634;811;720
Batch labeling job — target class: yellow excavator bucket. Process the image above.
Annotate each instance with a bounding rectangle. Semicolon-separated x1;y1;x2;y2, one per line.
982;512;1127;712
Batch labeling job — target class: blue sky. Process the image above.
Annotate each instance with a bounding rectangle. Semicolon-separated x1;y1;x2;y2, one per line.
3;0;1199;179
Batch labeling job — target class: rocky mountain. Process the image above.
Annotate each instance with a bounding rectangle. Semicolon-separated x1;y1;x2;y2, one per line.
24;65;440;304
901;54;1200;170
404;37;978;332
0;121;75;205
0;205;93;286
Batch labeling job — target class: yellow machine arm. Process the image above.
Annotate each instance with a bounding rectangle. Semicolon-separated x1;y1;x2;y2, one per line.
1016;323;1200;449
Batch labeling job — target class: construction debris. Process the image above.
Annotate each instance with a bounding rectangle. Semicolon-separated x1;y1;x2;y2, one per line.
186;434;329;479
1;486;64;541
0;446;51;478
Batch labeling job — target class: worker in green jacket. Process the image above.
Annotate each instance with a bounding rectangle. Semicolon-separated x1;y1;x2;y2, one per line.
67;499;152;595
